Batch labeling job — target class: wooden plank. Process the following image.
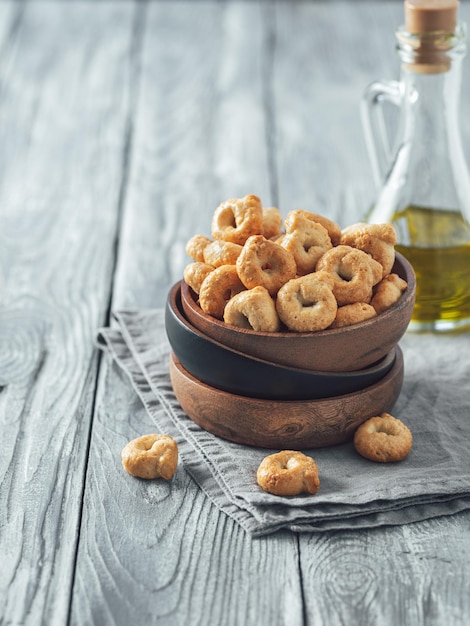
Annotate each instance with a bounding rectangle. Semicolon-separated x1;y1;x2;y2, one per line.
272;2;470;624
72;3;303;625
112;1;273;309
273;0;402;226
298;516;470;625
0;2;135;623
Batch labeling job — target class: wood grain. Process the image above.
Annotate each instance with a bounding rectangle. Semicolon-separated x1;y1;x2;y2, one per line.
169;349;404;448
1;1;469;624
299;515;470;625
72;3;303;625
0;2;135;624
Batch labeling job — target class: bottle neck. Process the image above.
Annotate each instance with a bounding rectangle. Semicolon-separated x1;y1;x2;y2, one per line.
396;22;467;75
395;23;467;154
399;56;462;131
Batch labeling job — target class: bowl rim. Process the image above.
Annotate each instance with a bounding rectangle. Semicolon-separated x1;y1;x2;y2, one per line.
167;281;398;379
181;251;416;340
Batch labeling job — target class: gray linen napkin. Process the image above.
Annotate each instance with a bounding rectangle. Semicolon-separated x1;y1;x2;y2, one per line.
97;309;470;536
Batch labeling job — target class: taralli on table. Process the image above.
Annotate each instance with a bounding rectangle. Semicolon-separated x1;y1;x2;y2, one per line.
276;271;337;332
121;434;178;480
316;245;383;306
257;450;320;496
199;265;245;319
236;234;296;296
281;212;332;275
354;413;412;463
224;285;281;332
211;194;263;245
371;273;408;314
329;302;377;329
183;262;214;295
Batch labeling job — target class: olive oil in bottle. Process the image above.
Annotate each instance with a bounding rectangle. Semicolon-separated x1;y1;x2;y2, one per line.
393;205;470;329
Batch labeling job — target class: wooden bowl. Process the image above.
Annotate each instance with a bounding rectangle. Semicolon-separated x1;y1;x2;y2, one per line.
165;282;397;401
169;345;405;449
180;252;415;373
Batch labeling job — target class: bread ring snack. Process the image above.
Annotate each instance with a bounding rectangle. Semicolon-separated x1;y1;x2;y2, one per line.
183;262;215;295
121;434;178;480
199;264;245;319
203;240;243;267
329;302;377;329
354;413;412;463
281;212;333;275
257;450;320;496
224;286;280;332
285;210;342;246
211;194;263;245
236;235;296;296
316;245;383;306
371;273;408;314
261;206;283;239
185;234;212;263
340;223;397;277
276;271;337;332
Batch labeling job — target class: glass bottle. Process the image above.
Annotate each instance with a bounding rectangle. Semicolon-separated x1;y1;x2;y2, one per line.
362;0;470;332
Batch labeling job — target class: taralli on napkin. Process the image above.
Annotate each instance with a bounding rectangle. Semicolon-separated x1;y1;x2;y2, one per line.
257;451;320;497
354;413;412;463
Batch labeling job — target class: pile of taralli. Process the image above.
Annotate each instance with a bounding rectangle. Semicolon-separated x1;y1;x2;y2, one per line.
121;194;413;497
183;194;408;332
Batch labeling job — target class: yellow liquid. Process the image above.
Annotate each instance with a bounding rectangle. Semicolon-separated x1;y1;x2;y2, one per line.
392;205;470;331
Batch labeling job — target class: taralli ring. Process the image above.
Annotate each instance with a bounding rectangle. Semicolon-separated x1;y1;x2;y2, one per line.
257;450;320;496
329;302;377;329
371;273;408;314
183;262;214;295
276;271;337;332
121;434;179;479
285;209;342;246
203;240;243;268
236;235;296;296
224;285;280;332
211;194;263;245
281;212;332;276
185;234;212;263
354;413;412;463
261;206;283;239
316;245;383;306
198;265;245;319
341;223;397;277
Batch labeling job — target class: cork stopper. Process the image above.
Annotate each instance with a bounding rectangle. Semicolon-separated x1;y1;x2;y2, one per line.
405;0;458;34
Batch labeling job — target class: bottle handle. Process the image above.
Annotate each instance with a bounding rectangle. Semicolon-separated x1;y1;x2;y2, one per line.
361;80;403;190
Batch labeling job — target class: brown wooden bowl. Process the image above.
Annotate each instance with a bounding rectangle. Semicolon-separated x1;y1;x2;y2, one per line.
166;282;397;401
169;345;405;449
180;252;416;373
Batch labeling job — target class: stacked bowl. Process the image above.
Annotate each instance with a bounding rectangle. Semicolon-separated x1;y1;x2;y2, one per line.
165;252;416;449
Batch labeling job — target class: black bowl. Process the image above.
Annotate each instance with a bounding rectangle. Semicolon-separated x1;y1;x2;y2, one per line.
165;282;398;401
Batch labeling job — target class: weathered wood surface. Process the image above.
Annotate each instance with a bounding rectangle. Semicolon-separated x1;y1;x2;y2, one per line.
0;1;469;625
0;2;136;624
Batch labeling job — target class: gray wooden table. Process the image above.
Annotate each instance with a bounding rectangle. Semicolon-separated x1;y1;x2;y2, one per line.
1;1;470;624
